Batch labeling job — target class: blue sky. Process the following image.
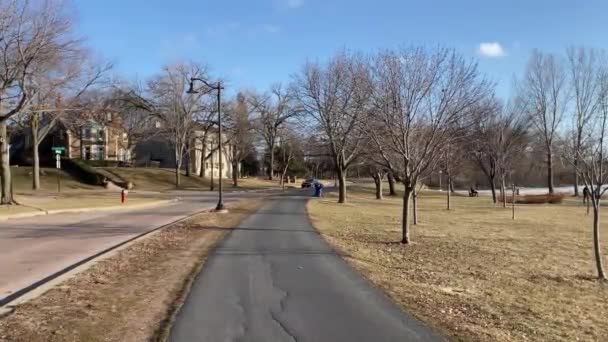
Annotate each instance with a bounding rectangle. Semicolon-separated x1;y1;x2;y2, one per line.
74;0;608;98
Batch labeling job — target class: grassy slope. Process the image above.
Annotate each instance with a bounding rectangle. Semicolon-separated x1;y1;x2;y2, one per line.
11;167;97;193
101;167;292;191
5;167;160;215
307;186;608;342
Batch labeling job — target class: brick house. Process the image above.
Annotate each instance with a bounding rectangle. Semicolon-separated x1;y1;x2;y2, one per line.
63;118;130;161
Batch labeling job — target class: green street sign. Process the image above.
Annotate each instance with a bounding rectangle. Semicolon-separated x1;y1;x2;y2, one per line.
52;147;65;152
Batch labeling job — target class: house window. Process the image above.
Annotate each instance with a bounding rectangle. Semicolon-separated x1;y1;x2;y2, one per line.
89;145;104;160
155;121;161;128
106;112;112;122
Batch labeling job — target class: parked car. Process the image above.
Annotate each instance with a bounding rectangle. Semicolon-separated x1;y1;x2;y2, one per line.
301;178;316;188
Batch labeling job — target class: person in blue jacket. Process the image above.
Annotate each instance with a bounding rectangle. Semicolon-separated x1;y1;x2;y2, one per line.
313;181;324;197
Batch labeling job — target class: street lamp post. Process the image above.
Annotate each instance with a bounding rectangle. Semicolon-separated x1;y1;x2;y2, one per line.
187;78;226;211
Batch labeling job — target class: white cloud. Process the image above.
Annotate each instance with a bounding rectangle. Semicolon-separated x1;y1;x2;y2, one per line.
286;0;304;8
477;42;506;58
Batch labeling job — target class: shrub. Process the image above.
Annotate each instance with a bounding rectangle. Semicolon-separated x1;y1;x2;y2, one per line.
499;193;565;204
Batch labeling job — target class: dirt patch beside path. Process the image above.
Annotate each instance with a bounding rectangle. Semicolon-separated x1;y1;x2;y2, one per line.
0;200;263;342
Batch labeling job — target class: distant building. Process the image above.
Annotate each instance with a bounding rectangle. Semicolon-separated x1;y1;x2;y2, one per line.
15;111;129;165
134;128;238;179
15;112;240;178
61;117;130;161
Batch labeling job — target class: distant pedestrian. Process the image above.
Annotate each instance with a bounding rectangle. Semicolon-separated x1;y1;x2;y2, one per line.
583;186;590;204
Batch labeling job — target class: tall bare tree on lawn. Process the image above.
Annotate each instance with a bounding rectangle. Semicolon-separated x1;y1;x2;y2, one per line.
249;84;298;180
292;51;370;203
365;47;489;243
565;66;608;280
566;47;602;197
0;0;80;203
146;62;210;187
225;92;254;187
519;50;568;194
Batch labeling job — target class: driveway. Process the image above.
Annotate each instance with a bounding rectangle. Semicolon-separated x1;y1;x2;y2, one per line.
169;194;443;341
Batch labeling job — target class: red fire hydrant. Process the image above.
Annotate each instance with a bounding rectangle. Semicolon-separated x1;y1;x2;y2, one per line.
121;189;128;203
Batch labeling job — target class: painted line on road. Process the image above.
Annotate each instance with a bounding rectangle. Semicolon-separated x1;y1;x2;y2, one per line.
0;205;215;309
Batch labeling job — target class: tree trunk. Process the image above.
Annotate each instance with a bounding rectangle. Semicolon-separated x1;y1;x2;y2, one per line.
373;172;383;200
387;172;397;196
0;121;13;204
32;116;40;190
592;201;606;280
547;151;555;194
402;186;412;243
412;185;418;225
447;174;451;210
512;183;516;220
501;175;507;208
175;164;181;187
232;160;238;187
337;168;347;204
573;157;579;196
199;142;206;177
268;142;275;180
489;176;497;204
210;149;215;191
185;158;191;177
449;176;455;193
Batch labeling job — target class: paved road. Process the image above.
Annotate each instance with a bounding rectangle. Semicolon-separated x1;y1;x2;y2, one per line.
0;190;265;305
169;194;443;342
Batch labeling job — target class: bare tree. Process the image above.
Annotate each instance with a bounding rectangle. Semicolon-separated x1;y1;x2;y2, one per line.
519;50;568;194
293;51;370;203
469;97;529;205
370;165;385;200
249;84;298;180
468;97;502;203
146;62;209;187
0;0;78;203
193;98;217;178
364;47;489;243
225;92;253;187
566;47;601;196
25;55;110;190
495;101;530;207
565;67;608;280
109;84;158;164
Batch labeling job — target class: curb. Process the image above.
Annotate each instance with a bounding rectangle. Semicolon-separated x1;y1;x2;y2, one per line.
0;204;214;309
0;199;180;222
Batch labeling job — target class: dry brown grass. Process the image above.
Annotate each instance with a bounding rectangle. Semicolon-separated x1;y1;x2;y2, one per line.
499;193;566;204
101;167;291;191
307;190;608;342
0;200;264;342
